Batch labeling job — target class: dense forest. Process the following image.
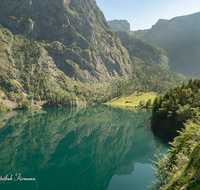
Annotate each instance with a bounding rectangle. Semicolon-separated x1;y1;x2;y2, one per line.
151;79;200;141
149;79;200;190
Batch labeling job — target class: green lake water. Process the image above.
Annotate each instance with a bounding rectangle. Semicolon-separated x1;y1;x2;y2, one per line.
0;105;167;190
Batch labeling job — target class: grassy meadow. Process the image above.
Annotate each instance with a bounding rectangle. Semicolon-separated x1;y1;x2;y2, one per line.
104;91;158;108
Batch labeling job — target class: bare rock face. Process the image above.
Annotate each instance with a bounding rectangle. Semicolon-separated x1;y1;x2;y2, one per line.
107;19;131;33
0;0;132;83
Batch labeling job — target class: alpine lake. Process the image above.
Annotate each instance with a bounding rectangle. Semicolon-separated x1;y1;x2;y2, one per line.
0;105;168;190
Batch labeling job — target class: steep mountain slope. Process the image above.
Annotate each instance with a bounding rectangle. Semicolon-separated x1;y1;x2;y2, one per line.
0;0;131;83
0;0;189;109
134;12;200;77
115;31;169;70
0;21;188;109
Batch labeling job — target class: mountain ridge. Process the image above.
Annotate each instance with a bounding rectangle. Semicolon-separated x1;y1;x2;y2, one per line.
133;11;200;77
108;12;200;78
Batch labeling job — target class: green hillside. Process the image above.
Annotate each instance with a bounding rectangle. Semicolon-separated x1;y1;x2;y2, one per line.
0;0;189;110
116;30;169;70
0;23;189;110
150;79;200;189
151;79;200;141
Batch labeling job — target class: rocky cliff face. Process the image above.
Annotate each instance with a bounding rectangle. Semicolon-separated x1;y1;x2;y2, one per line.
107;19;131;33
134;12;200;77
0;0;131;83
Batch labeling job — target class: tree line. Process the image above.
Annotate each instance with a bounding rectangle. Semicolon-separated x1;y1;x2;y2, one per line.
149;79;200;189
151;79;200;141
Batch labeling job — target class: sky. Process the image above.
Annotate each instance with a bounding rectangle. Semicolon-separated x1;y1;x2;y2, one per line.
95;0;200;31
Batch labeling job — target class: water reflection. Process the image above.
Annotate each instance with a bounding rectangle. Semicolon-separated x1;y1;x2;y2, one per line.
0;106;167;190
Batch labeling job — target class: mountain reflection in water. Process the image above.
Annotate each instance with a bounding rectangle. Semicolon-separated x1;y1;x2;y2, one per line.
0;105;167;190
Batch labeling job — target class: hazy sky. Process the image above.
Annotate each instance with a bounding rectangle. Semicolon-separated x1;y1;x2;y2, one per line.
95;0;200;31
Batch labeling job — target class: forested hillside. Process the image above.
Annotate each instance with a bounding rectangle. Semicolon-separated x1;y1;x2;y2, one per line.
116;30;169;70
151;79;200;141
150;79;200;189
0;24;188;110
100;30;188;102
0;0;189;110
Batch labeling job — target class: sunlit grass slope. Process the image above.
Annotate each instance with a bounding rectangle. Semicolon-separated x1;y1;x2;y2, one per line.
105;91;158;107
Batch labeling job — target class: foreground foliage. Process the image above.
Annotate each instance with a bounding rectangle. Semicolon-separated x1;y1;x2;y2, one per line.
149;79;200;189
149;119;200;190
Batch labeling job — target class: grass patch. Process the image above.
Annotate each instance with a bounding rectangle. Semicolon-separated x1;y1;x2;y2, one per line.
104;91;158;107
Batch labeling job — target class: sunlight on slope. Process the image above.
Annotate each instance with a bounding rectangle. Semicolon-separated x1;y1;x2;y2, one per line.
104;91;158;108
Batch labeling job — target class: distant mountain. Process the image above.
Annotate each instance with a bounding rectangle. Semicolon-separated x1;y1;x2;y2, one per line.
107;20;170;70
107;19;131;33
134;12;200;77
